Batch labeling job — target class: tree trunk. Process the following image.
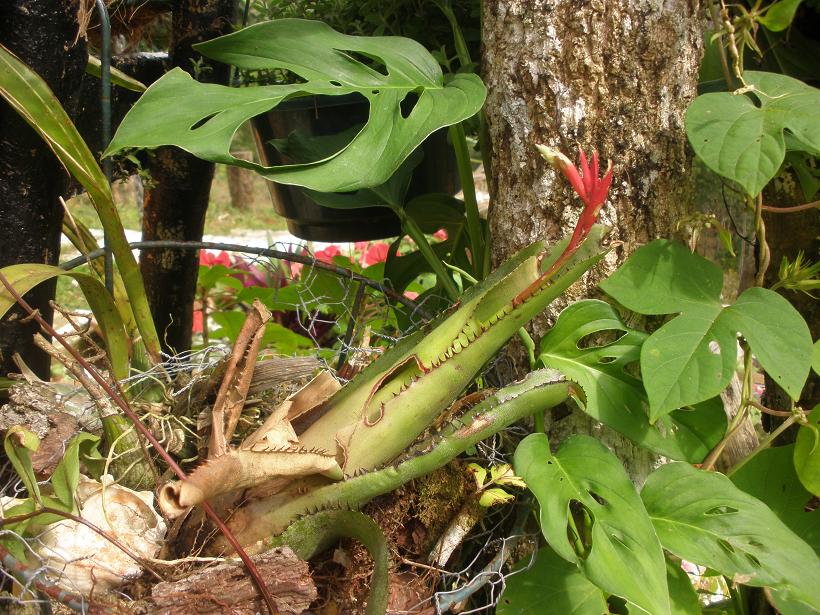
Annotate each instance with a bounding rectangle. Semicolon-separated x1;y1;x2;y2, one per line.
0;1;87;380
227;151;255;210
141;0;233;355
483;0;703;479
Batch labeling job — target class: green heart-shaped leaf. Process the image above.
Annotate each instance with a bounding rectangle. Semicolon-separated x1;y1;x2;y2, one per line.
642;462;820;610
600;240;812;420
686;71;820;196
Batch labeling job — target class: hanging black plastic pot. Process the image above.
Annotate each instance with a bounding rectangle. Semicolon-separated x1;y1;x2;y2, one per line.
252;93;458;242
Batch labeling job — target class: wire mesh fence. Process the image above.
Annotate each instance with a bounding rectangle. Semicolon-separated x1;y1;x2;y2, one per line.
1;238;532;614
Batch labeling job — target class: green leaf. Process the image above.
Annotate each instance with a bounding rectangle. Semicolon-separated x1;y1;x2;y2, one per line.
666;560;703;615
0;43;160;362
757;0;804;32
813;340;820;376
50;433;101;511
600;240;812;419
686;71;820;196
794;405;820;497
0;264;130;381
3;427;40;501
731;444;819;553
404;193;466;234
105;19;486;193
85;55;147;92
384;239;454;294
641;462;820;610
538;300;727;462
514;433;671;615
497;547;609;615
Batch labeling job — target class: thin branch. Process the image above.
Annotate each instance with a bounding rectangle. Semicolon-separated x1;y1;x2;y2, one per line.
761;200;820;214
0;270;279;615
59;239;427;318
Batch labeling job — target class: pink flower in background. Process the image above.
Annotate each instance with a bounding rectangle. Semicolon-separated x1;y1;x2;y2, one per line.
199;250;231;268
404;291;419;300
314;245;341;264
364;242;389;265
433;228;448;241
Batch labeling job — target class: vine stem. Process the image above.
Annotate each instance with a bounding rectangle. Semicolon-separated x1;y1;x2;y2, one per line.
727;414;798;478
761;199;820;213
397;208;461;300
0;269;279;615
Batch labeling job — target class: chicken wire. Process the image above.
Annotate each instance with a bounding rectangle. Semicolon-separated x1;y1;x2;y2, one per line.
1;239;533;614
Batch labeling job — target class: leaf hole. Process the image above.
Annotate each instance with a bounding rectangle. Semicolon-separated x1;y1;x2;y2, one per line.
339;49;389;76
708;339;722;356
329;80;342;87
576;329;626;350
567;500;594;559
718;538;735;554
588;490;609;507
745;553;761;568
705;505;738;516
598;356;617;365
190;112;218;131
399;91;420;119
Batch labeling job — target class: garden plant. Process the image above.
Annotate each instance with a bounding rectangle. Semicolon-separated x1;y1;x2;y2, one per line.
0;3;818;614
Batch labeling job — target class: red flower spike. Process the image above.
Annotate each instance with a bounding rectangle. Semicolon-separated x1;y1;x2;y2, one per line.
515;144;613;307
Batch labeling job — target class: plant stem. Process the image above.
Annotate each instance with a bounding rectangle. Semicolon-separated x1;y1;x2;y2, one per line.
728;414;799;478
449;122;485;279
397;208;460;300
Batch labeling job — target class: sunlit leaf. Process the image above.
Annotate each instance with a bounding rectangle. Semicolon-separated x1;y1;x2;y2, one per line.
515;433;670;615
600;240;811;419
642;462;820;610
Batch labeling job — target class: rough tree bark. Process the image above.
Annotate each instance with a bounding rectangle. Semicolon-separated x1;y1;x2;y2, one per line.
141;0;233;355
0;1;87;380
483;0;703;479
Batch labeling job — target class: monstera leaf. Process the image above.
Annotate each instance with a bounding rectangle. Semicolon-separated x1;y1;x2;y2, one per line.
538;300;726;462
105;19;486;193
515;433;671;615
600;240;812;421
686;71;820;196
642;462;820;611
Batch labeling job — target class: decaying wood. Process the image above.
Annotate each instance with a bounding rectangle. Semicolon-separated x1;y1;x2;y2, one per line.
209;299;272;458
136;547;316;615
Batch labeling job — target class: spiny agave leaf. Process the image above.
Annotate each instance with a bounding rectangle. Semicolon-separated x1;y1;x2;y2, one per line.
515;433;671;615
538;300;726;461
105;19;486;193
600;240;812;420
0;264;130;381
686;71;820;196
642;462;820;611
